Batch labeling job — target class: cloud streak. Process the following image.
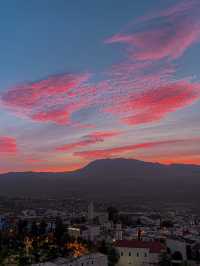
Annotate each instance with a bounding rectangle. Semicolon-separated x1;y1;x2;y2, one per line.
106;20;200;61
0;136;17;154
106;0;200;61
1;0;200;172
74;138;200;160
56;130;121;152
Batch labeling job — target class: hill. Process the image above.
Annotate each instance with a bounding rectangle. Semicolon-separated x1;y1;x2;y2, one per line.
0;158;199;203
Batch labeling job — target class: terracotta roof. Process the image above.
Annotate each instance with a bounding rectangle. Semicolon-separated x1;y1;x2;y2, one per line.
114;240;165;253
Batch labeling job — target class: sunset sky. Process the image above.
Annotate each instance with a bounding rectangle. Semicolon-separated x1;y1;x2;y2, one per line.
0;0;200;173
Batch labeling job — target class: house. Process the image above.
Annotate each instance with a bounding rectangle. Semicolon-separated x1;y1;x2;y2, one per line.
32;252;108;266
114;239;165;266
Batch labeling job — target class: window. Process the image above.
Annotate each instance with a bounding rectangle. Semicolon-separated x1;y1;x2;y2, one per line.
129;252;131;256
136;253;139;257
144;253;147;257
121;252;123;256
91;261;93;265
82;263;84;266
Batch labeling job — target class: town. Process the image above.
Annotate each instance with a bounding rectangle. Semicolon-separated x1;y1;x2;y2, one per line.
0;197;199;265
0;0;200;265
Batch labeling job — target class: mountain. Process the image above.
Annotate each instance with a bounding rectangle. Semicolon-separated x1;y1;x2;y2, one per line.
0;158;199;203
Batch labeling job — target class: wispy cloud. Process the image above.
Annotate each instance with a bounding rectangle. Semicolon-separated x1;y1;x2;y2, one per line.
106;21;200;61
103;0;200;125
0;136;17;154
1;0;200;171
56;130;121;152
74;138;200;160
106;0;200;61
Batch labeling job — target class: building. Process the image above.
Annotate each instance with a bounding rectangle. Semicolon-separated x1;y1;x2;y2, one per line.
81;225;101;241
88;202;94;222
114;240;165;266
68;226;81;239
0;215;7;231
95;212;109;224
32;252;108;266
68;225;100;241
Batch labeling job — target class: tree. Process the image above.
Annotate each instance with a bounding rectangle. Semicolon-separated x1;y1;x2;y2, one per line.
107;207;119;223
107;247;119;266
39;220;47;235
17;220;28;237
30;222;38;237
98;241;119;266
172;251;183;261
159;252;171;266
161;220;173;228
18;252;30;266
55;218;65;244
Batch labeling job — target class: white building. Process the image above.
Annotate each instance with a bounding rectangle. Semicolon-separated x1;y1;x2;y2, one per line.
32;252;107;266
115;240;165;266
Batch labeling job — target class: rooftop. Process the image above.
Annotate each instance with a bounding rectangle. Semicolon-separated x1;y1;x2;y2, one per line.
114;240;165;253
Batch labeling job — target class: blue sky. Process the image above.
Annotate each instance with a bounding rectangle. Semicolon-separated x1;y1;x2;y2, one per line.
0;0;200;172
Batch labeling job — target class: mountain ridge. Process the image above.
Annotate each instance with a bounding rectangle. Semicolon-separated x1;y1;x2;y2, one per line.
0;158;199;202
1;158;200;175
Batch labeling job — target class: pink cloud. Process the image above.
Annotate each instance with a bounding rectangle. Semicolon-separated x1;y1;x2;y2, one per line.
103;0;200;126
137;0;200;24
31;108;71;125
106;61;175;96
56;130;120;152
1;74;89;108
105;81;200;125
0;136;17;154
74;138;200;160
122;81;200;125
30;101;87;125
106;20;200;62
0;0;199;135
1;73;94;125
106;1;200;61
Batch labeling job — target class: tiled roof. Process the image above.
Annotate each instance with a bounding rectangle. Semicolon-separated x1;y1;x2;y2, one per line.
114;240;165;253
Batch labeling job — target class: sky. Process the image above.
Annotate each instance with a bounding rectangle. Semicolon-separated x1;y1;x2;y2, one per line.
0;0;200;173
